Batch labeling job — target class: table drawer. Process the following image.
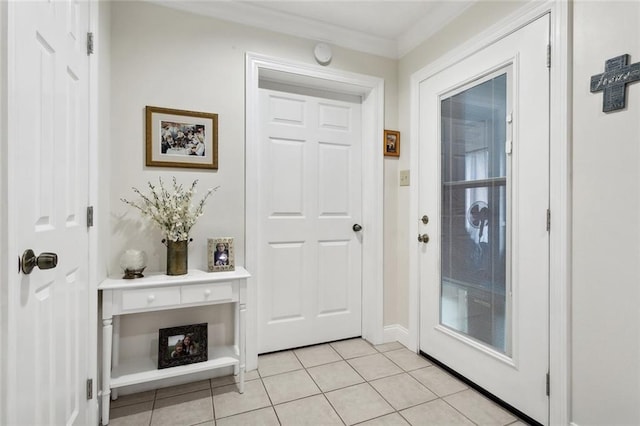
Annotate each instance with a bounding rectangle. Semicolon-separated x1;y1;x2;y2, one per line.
181;282;233;304
120;286;181;311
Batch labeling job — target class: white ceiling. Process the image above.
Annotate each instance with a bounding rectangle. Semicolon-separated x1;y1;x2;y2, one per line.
149;1;477;58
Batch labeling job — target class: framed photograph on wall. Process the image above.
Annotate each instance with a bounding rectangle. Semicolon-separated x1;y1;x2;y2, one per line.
146;105;218;169
158;323;208;369
207;237;235;272
384;129;400;157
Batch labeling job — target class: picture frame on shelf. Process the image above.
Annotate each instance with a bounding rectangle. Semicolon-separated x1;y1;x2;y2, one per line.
208;237;235;272
158;323;208;369
384;129;400;157
146;105;218;169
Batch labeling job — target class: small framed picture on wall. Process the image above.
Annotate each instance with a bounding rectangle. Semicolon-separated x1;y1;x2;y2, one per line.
384;129;400;157
145;105;218;169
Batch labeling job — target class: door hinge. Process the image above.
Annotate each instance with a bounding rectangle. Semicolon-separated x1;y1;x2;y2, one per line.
505;113;513;154
546;209;551;232
87;32;94;55
546;372;550;396
546;43;551;68
86;378;93;400
87;206;94;228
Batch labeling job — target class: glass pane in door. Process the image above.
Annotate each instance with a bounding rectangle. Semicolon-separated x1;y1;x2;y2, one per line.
440;71;510;354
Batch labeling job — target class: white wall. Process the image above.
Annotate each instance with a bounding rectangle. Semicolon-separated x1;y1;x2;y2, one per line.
107;1;398;378
572;1;640;424
96;0;111;284
95;0;111;410
0;1;7;422
108;1;397;276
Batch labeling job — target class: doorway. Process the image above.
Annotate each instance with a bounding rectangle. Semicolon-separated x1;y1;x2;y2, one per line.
415;15;550;424
2;1;94;424
245;53;385;368
257;83;364;353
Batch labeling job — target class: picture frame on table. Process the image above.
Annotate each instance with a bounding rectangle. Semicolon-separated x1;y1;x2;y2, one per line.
158;323;208;369
384;129;400;157
207;237;235;272
146;105;218;169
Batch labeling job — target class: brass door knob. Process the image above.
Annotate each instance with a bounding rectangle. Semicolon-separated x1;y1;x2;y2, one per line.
417;234;429;244
21;249;58;275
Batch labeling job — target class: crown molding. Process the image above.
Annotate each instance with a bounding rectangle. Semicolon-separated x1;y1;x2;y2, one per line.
397;1;475;58
145;0;474;59
147;0;399;58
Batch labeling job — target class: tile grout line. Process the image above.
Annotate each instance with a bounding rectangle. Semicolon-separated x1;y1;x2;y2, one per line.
208;378;216;425
257;360;284;425
330;341;389;425
292;346;347;426
332;342;488;426
337;341;410;425
408;351;482;426
361;348;440;425
148;389;158;426
439;394;481;426
216;343;424;424
117;339;525;426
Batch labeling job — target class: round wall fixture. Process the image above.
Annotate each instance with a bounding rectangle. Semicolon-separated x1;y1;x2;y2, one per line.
314;43;332;66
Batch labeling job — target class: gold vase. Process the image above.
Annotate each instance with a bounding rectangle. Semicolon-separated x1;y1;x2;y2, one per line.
165;239;189;276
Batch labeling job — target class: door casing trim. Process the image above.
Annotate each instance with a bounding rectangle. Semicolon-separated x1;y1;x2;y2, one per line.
245;52;385;370
88;2;100;424
408;1;571;425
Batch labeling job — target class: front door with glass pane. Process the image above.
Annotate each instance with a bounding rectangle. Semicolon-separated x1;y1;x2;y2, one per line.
418;15;550;424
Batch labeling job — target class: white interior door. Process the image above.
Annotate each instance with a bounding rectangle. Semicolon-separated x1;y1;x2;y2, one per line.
418;15;549;423
257;84;363;353
5;1;91;424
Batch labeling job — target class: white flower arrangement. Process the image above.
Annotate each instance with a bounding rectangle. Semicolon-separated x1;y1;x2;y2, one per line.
121;177;217;242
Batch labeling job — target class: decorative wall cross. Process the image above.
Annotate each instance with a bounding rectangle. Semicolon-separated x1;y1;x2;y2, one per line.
590;54;640;112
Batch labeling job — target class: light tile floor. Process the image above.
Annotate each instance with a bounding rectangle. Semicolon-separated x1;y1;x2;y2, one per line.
108;339;530;426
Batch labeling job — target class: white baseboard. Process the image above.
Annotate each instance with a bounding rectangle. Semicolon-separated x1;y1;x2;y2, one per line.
383;324;410;348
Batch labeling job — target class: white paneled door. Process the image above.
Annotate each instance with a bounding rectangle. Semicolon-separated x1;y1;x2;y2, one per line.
417;15;550;424
258;87;363;353
4;1;91;425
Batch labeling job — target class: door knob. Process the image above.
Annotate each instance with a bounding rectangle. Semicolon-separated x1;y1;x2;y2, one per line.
21;249;58;275
352;224;362;232
417;234;429;243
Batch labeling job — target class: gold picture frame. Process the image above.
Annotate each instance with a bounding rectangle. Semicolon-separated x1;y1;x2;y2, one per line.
384;129;400;157
207;237;235;272
145;105;218;169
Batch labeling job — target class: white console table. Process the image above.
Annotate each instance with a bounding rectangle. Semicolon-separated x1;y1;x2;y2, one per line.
98;268;250;425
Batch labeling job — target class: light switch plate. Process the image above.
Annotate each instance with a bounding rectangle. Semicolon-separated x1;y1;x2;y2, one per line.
400;170;410;186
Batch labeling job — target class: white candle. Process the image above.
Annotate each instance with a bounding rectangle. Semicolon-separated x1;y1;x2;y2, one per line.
120;249;146;270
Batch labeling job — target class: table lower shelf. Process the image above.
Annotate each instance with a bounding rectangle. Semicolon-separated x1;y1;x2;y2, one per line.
110;345;239;389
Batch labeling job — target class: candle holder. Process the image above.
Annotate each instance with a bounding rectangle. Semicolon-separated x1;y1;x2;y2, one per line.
120;249;147;279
